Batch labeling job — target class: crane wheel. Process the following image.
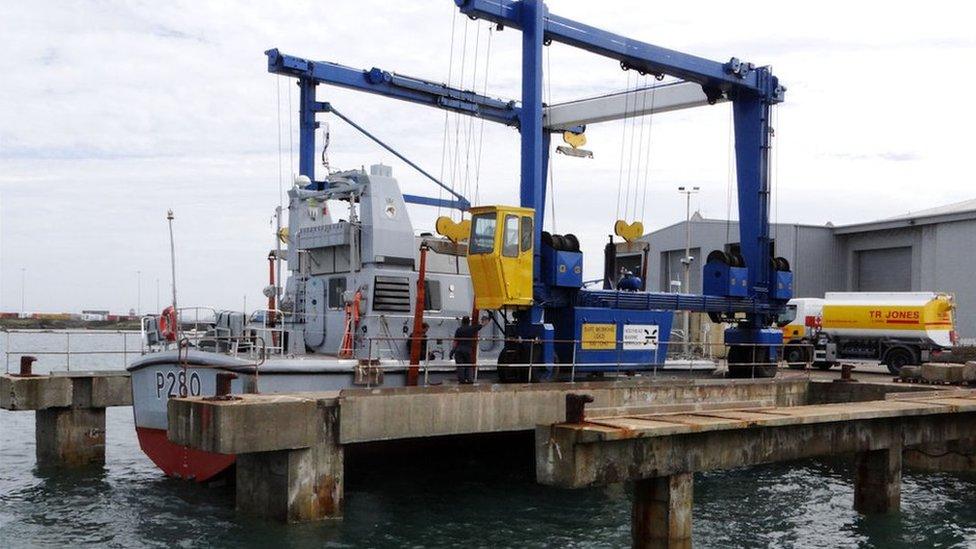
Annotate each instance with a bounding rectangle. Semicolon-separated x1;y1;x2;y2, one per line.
726;344;777;378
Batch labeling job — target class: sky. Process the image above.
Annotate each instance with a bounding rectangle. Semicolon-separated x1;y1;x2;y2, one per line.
1;0;974;314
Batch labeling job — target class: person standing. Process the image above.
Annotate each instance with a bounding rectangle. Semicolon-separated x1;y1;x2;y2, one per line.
452;315;488;384
408;322;432;361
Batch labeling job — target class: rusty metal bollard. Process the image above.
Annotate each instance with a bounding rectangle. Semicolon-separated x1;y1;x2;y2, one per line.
16;356;38;377
215;372;237;397
835;363;857;383
565;393;594;424
203;372;241;401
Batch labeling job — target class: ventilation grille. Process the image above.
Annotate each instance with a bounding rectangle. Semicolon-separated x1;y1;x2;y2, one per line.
373;275;411;312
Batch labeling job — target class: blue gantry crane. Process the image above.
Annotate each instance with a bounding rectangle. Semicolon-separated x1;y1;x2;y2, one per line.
267;0;793;379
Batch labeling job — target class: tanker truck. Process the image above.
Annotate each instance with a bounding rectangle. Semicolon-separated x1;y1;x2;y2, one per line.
777;292;957;374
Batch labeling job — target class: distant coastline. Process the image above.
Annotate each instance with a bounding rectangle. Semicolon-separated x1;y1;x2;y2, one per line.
0;318;141;331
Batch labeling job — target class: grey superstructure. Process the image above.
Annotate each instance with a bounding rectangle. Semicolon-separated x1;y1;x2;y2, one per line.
280;164;502;361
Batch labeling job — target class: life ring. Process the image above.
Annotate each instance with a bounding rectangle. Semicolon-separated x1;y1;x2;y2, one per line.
159;306;178;342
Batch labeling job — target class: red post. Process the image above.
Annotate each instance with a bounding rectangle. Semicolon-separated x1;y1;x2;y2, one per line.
266;252;277;322
408;244;429;386
267;251;278;348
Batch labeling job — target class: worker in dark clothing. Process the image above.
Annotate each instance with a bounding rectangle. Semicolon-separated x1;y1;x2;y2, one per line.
407;322;432;361
451;315;488;384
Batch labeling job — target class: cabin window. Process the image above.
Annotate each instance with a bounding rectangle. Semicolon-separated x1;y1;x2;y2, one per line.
520;216;533;252
469;213;497;254
424;280;442;311
502;215;520;258
775;304;797;327
328;278;347;310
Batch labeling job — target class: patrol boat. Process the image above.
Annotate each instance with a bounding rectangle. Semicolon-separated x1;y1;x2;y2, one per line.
128;164;508;481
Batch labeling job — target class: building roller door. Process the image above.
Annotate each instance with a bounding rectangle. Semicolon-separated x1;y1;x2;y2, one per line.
856;247;911;291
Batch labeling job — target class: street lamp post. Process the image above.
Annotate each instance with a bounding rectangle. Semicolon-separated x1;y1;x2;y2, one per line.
678;186;700;350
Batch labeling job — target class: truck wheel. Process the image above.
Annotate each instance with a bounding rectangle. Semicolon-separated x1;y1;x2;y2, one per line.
784;345;807;369
884;347;916;375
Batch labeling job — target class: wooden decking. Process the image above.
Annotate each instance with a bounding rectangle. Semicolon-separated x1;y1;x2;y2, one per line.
570;388;976;443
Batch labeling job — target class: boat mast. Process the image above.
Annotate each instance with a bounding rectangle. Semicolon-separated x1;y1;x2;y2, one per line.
166;209;179;339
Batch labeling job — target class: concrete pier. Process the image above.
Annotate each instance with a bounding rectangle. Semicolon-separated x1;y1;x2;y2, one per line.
1;370;131;467
904;438;976;472
169;378;809;523
168;392;343;521
167;377;972;532
536;389;976;548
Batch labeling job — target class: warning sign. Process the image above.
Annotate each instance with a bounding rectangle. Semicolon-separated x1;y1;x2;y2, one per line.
623;324;659;350
581;323;616;350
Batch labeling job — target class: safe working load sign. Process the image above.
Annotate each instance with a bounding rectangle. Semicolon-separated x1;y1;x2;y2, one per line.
581;323;616;349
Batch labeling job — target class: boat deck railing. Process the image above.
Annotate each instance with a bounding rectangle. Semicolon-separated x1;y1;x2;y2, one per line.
139;307;287;361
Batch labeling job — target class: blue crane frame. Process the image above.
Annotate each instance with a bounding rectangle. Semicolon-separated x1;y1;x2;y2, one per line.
266;0;790;370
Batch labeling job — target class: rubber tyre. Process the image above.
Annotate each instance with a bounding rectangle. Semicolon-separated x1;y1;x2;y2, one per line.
884;347;916;375
497;348;525;383
784;344;807;369
726;345;777;379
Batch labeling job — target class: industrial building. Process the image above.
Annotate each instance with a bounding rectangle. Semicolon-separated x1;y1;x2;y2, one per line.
623;198;976;341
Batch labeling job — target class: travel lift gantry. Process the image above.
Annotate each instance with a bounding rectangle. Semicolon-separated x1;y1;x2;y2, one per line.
267;0;793;379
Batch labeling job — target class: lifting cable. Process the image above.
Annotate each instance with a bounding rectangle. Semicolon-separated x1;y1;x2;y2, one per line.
473;26;494;207
615;71;635;221
276;76;284;209
288;78;294;178
461;22;483;213
623;76;643;221
545;40;556;233
639;81;658;225
725;103;735;245
448;17;471;221
772;103;779;244
437;10;460;219
630;75;651;223
326;105;464;203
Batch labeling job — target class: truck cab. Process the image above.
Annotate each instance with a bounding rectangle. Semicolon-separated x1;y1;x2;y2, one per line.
777;298;823;366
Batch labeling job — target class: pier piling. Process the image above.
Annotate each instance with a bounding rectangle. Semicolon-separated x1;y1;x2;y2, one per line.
236;402;344;522
854;444;902;513
632;474;692;549
1;370;131;467
168;392;344;521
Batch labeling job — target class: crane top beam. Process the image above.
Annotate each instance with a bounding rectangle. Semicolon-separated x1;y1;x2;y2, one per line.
266;49;522;127
455;0;785;104
544;81;726;131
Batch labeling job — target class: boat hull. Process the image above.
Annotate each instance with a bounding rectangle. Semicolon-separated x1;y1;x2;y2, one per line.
127;350;465;481
135;426;236;481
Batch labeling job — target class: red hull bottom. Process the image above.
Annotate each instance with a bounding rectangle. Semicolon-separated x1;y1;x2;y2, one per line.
136;427;235;482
